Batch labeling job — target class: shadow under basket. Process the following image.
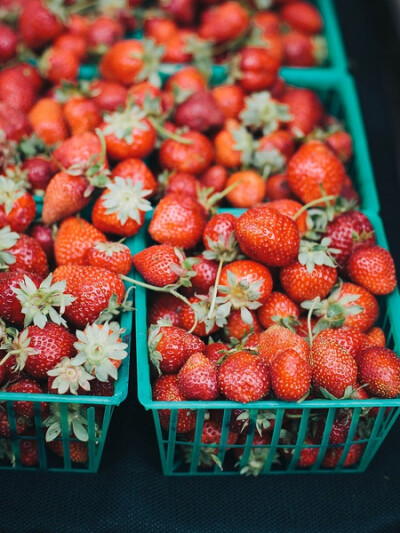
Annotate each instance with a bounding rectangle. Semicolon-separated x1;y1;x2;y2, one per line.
133;209;400;476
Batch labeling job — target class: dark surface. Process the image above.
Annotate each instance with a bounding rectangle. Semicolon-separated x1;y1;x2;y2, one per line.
2;1;400;531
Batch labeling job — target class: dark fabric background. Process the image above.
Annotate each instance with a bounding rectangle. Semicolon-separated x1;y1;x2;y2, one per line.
2;1;400;531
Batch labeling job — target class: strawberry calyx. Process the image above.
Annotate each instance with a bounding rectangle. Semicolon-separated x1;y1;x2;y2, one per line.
253;147;285;178
319;385;358;401
232;125;256;167
217;270;263;325
169;249;200;289
43;404;90;443
102;104;150;144
134;38;165;88
0;176;27;215
0;328;38;373
2;165;30;190
72;321;128;382
313;35;328;65
298;237;340;274
45;0;69;23
182;441;223;469
235;408;276;436
352;229;375;245
0;226;19;270
191;289;231;334
95;290;134;325
240;91;292;135
184;35;214;81
16;134;50;161
271;314;301;333
54;80;96;104
203;232;241;263
0;130;17;170
147;324;164;374
102;177;152;224
47;356;94;395
301;280;364;334
12;273;75;329
237;447;273;477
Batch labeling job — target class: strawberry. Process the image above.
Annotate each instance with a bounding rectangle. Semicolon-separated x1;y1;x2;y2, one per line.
0;270;43;327
90;80;128;113
203;212;238;258
226;170;267;208
144;16;178;44
283;31;327;67
280;88;323;137
0;406;28;438
199;165;228;194
91;178;152;237
219;259;273;306
224;309;262;341
90;377;114;397
0;102;32;142
148;293;182;327
133;244;187;287
164;66;207;94
364;327;385;348
348;245;396;295
322;439;364;469
159;131;214;175
325;131;353;163
265;174;294;201
235;47;280;93
0;65;39;114
22;157;55;192
87;16;124;50
257;130;295;166
42;172;90;226
159;0;195;25
52;131;105;171
191;255;218;294
19;439;39;466
99;39;164;86
54;33;87;62
162;171;199;199
46;440;89;464
178;294;221;337
314;327;366;361
270;348;312;401
0;23;18;64
18;0;64;51
0;179;36;233
310;338;358;398
28;98;68;146
198;1;250;43
111;158;157;196
218;350;270;403
214;120;247;169
6;378;47;417
184;419;238;468
39;47;79;84
152;374;197;433
280;261;338;303
148;324;205;374
149;194;207;249
315;410;352;445
127;81;163;109
253;11;280;36
358;347;400;398
211;85;245;120
265;199;307;235
62;97;102;137
235;205;300;267
281;436;319;468
234;431;272;476
0;227;48;277
258;324;310;365
52;265;125;329
287;141;345;204
13;323;77;379
175;91;225;133
257;291;300;330
325;211;375;269
86;241;132;276
203;342;229;368
177;351;218;400
54;217;106;267
280;1;323;34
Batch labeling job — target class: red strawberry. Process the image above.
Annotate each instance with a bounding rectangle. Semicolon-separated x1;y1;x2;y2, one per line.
325;131;353;163
52;131;105;171
358;347;400;398
191;255;218;294
90;80;128;113
46;440;89;464
219;260;273;305
280;261;338;303
0;406;28;437
236;46;280;93
257;291;300;330
287;141;345;204
281;436;319;468
218;351;270;403
86;241;132;276
310;338;357;398
280;1;323;34
211;85;245;120
348;245;396;295
148;325;205;374
54;217;106;267
178;295;220;337
0;102;32;142
270;348;312;401
148;293;182;327
175;91;225;133
19;0;64;51
280;88;323;137
0;180;36;233
322;439;364;468
42;172;90;225
185;419;238;468
159;0;195;25
198;1;250;43
0;270;43;328
314;327;366;361
149;194;207;249
39;47;79;84
203;342;229;368
199;165;228;193
364;327;385;348
203;212;237;259
6;378;47;418
159;131;214;175
0;65;39;114
224;309;262;341
0;23;18;64
111;158;157;196
87;15;124;50
22;157;55;192
325;211;375;269
178;351;218;400
133;244;185;287
235;205;300;267
1;229;49;277
52;265;125;329
265;174;294;201
19;439;39;466
152;374;197;433
315;410;351;445
258;324;310;365
283;31;327;67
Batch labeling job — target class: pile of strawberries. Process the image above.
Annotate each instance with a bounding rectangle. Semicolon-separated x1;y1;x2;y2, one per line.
0;0;399;474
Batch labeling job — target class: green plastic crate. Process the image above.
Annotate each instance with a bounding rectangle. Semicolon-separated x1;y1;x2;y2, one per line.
0;238;135;473
133;209;400;476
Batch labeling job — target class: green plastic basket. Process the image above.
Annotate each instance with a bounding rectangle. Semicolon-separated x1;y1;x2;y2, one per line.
0;236;135;473
133;209;400;476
